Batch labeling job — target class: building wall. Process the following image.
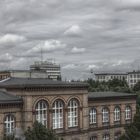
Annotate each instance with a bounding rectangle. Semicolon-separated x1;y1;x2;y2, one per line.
0;88;137;140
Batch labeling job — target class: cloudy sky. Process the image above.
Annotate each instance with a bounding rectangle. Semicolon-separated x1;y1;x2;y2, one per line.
0;0;140;80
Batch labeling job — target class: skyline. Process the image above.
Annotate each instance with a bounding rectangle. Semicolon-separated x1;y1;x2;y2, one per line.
0;0;140;80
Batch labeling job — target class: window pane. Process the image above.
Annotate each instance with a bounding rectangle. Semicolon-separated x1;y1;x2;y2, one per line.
68;99;79;127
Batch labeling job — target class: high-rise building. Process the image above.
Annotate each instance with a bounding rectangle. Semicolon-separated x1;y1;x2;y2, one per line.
30;61;61;80
0;61;61;81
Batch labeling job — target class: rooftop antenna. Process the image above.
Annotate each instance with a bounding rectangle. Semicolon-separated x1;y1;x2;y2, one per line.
40;47;43;62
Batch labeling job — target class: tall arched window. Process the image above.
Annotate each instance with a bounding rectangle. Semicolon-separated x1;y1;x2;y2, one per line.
68;99;79;127
4;115;15;135
102;107;109;125
114;107;121;122
103;134;110;140
89;108;97;124
52;99;64;129
125;106;131;120
90;136;97;140
35;100;47;126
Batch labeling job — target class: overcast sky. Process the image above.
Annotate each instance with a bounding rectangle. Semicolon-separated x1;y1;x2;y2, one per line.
0;0;140;80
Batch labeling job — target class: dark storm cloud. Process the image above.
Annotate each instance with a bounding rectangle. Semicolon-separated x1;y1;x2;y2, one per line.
0;0;140;79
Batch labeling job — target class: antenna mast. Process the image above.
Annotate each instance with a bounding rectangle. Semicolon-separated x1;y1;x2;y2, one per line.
41;47;43;62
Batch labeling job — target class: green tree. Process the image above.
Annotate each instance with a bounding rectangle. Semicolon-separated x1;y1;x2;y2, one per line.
119;105;140;140
25;121;59;140
133;81;140;93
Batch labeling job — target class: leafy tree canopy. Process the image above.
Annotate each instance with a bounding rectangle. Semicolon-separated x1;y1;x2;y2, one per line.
25;121;60;140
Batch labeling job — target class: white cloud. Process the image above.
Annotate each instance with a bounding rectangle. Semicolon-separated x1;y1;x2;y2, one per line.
87;64;99;70
62;64;77;69
29;40;66;53
64;25;82;36
0;34;26;45
71;47;85;53
0;53;13;62
112;60;124;67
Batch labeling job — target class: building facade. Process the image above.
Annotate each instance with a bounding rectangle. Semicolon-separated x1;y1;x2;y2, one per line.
30;61;61;80
127;71;140;88
0;78;137;140
95;71;140;87
94;73;127;82
0;61;61;81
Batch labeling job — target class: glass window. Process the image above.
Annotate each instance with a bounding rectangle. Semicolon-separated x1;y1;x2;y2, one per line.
68;99;79;127
102;107;109;123
4;115;15;135
103;134;110;140
90;108;97;124
35;100;47;126
90;136;97;140
114;107;120;121
52;100;64;129
125;106;131;120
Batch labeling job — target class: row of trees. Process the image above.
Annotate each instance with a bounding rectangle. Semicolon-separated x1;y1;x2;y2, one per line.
87;78;140;93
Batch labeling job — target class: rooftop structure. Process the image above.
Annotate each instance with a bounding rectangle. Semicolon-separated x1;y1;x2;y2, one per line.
30;61;61;80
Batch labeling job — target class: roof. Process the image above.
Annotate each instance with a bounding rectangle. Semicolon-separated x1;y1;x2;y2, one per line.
95;72;127;75
88;92;137;101
0;77;88;88
0;90;23;104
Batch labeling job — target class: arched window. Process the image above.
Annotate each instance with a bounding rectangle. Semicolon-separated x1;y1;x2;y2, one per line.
90;136;97;140
103;134;110;140
68;99;79;127
52;99;64;129
35;100;47;126
102;107;109;124
125;106;131;120
114;107;121;122
89;108;97;124
4;115;15;135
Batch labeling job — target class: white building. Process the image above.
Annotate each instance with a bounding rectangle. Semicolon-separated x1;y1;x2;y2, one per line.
0;61;61;81
95;71;140;88
127;71;140;88
95;72;127;82
30;61;61;80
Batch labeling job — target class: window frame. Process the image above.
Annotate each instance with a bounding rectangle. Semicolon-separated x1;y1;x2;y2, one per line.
52;99;64;129
68;98;79;128
4;114;15;136
102;107;109;126
114;106;121;122
125;106;132;120
89;108;97;125
35;100;48;126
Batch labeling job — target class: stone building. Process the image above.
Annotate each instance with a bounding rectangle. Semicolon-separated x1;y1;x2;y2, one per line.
0;77;137;140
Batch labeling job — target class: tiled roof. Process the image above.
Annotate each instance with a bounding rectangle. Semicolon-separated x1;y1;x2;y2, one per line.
0;78;88;88
0;90;23;104
88;92;137;100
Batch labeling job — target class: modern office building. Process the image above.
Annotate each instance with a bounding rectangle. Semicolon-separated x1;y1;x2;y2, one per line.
0;77;136;140
30;61;61;80
0;60;61;81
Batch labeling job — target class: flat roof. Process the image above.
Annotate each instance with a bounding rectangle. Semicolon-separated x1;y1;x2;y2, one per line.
0;77;88;88
0;90;23;104
88;92;137;101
